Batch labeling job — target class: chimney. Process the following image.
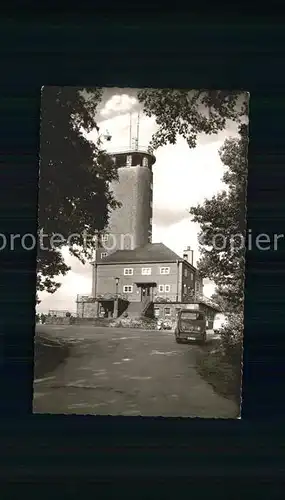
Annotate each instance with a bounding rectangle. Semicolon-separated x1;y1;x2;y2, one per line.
183;246;194;265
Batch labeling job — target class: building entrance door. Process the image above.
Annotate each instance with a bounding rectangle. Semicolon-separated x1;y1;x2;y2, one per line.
141;285;151;301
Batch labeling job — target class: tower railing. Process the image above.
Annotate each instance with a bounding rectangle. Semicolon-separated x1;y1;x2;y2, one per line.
108;146;153;155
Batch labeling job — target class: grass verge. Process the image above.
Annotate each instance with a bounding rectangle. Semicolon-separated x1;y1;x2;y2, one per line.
34;333;73;380
195;341;242;403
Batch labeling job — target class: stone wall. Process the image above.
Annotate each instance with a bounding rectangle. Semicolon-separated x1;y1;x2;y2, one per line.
76;301;98;319
153;301;218;329
45;316;72;325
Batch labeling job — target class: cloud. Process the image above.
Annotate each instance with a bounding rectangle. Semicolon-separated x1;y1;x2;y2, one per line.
153;206;189;227
86;110;157;153
203;278;212;285
100;94;138;118
37;271;92;314
61;247;93;278
203;283;215;298
153;219;201;264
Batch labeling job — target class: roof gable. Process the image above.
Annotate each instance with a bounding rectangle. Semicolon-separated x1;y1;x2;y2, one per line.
101;242;183;264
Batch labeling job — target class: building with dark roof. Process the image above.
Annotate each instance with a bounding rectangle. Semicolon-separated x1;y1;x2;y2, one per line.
76;149;219;324
93;242;197;304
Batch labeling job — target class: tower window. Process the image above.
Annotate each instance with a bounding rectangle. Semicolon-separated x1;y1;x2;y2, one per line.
142;157;148;167
126;155;132;166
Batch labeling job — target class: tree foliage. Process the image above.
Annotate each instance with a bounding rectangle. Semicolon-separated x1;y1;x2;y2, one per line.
189;124;248;312
38;87;119;297
138;89;248;152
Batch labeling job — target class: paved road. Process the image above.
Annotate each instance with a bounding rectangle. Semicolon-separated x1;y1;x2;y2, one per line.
33;325;239;418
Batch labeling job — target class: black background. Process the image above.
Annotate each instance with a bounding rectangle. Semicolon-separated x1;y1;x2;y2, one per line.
1;10;285;497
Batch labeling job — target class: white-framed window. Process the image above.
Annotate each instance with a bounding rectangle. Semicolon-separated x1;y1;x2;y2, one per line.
124;268;133;275
164;307;171;316
101;234;109;243
158;284;164;293
190;272;194;280
160;267;170;275
101;252;107;258
164;285;170;293
142;267;152;275
154;307;160;318
184;268;188;277
123;285;133;293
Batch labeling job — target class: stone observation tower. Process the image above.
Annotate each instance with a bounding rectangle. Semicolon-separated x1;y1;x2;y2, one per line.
107;148;156;252
95;112;156;261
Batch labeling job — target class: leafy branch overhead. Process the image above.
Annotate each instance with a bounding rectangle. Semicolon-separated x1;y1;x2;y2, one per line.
138;89;248;151
38;87;119;296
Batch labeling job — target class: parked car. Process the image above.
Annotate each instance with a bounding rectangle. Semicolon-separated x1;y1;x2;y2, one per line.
174;309;207;344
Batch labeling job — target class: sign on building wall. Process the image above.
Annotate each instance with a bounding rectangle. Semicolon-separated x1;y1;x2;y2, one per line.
183;303;199;310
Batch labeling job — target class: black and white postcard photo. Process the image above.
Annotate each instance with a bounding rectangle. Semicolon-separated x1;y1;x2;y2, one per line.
33;87;249;418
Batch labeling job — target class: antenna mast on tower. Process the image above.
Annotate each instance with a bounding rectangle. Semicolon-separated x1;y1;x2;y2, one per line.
129;111;140;150
129;113;132;149
135;111;140;150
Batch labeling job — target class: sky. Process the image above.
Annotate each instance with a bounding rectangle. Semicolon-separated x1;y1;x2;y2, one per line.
37;88;243;313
